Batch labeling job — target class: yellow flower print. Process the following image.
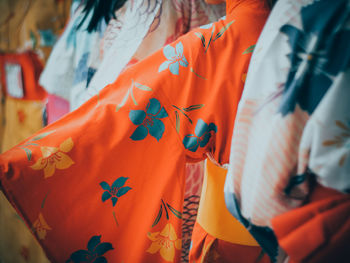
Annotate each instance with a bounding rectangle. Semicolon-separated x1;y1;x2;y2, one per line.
33;213;52;240
30;137;74;178
146;223;182;262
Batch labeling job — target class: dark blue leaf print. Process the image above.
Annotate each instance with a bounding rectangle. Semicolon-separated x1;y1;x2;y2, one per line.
129;110;146;125
93;257;107;263
130;125;148;140
148;118;165;141
146;98;161;115
129;98;168;141
99;182;110;191
95;243;114;256
183;119;217;152
183;135;199;152
111;197;118;206
67;236;113;263
100;177;132;208
74;53;89;85
87;235;101;252
199;133;211;147
116;186;132;197
194;119;209;137
86;67;97;88
112;177;128;189
279;0;350;115
102;191;111;202
156;107;168;119
70;250;90;262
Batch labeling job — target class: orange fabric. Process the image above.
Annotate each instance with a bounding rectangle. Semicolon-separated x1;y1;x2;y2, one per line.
1;52;46;100
190;222;270;263
197;159;258;245
271;184;350;263
0;1;269;262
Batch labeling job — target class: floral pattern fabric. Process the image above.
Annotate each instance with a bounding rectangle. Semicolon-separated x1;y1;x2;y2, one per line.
225;0;350;261
0;1;269;262
77;0;226;109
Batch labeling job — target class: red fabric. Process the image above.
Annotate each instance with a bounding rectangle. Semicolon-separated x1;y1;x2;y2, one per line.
271;184;350;263
190;222;271;263
1;51;47;100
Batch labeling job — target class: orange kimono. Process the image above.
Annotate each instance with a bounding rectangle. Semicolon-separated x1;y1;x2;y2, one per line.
0;1;269;262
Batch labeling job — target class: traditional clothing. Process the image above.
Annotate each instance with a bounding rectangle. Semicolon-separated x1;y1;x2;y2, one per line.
0;0;269;262
225;0;350;261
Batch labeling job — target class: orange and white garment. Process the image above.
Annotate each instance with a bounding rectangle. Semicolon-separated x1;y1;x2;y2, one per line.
0;1;269;262
225;0;350;261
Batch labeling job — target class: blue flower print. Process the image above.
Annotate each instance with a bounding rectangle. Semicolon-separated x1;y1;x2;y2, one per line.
100;177;132;206
158;42;189;75
279;0;350;115
129;98;168;141
183;119;217;152
66;235;114;263
74;53;89;84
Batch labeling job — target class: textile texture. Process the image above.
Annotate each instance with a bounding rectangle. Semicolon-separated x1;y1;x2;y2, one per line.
0;0;269;262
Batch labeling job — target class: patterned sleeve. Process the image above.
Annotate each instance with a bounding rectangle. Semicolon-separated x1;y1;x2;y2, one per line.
0;3;268;262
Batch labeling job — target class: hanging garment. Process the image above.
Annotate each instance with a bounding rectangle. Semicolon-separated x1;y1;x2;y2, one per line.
271;183;350;263
39;1;106;105
0;1;269;262
225;0;350;261
73;0;226;110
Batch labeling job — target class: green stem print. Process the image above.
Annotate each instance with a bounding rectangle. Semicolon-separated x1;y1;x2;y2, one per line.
41;190;50;209
243;44;256;54
113;211;119;227
152;199;182;228
194;20;235;52
190;67;207;80
18;131;55;161
116;79;152;112
172;104;204;133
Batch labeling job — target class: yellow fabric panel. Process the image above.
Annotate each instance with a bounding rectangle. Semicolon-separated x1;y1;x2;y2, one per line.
197;159;259;246
2;97;45;152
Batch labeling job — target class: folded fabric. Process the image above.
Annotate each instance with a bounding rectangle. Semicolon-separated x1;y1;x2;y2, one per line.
271;185;350;263
76;0;226;110
225;0;350;260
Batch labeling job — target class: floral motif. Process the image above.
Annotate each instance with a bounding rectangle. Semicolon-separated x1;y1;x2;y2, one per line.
129;98;168;141
66;235;114;263
100;177;132;206
158;42;189;75
278;1;350;115
33;213;52;240
146;223;182;262
30;137;74;178
194;20;234;52
183;119;217;152
17;109;26;123
323;120;350;166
